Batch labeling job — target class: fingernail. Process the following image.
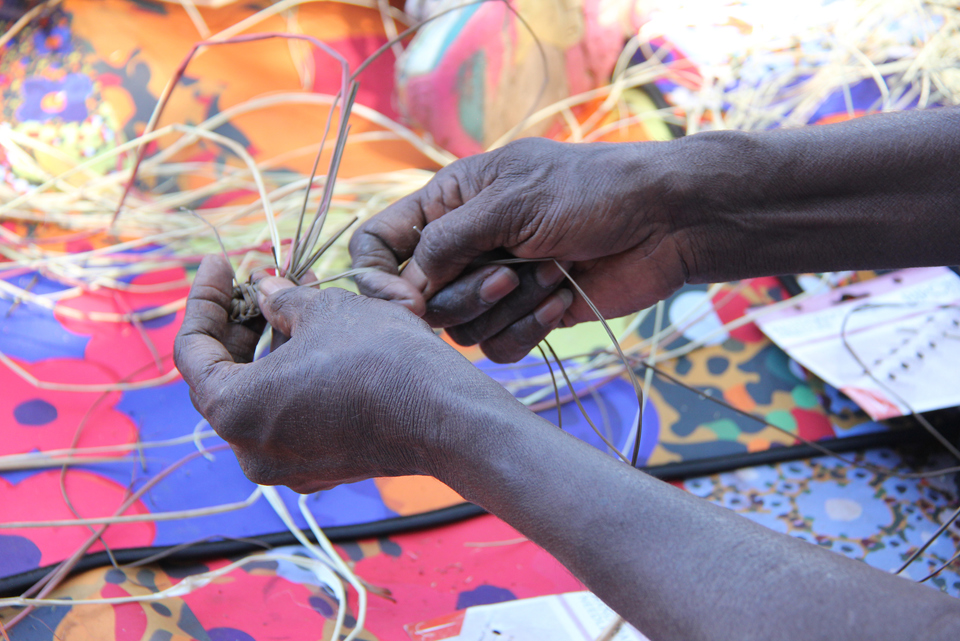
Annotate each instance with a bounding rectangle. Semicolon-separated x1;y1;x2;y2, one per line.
399;298;424;317
479;267;519;304
534;289;574;326
257;276;295;299
535;261;565;288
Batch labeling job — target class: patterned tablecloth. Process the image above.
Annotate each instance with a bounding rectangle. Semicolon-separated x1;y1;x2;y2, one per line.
1;1;958;640
0;0;904;588
3;447;958;640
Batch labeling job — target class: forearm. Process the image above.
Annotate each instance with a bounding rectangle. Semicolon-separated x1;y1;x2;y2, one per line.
432;399;960;640
668;107;960;283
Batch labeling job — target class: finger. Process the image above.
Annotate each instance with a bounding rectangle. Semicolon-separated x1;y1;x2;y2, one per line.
250;266;319;287
257;278;320;339
251;271;299;349
352;153;502;303
350;195;429;314
186;259;265;362
350;156;489;314
174;255;249;405
299;269;318;285
558;248;687;328
350;221;425;316
401;190;515;300
479;289;574;363
422;265;519;327
350;189;427;268
444;261;569;347
353;269;427;317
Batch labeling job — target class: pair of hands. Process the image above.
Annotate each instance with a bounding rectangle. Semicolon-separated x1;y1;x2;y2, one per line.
174;138;692;490
351;138;690;362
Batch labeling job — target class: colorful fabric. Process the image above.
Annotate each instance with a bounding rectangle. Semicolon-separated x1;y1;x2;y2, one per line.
1;4;955;641
3;447;956;640
633;0;949;127
395;0;627;156
0;267;891;586
0;0;445;584
0;0;898;587
0;0;419;189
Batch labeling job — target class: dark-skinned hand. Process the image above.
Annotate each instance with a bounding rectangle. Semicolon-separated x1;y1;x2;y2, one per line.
173;110;960;641
173;254;511;493
349;137;696;363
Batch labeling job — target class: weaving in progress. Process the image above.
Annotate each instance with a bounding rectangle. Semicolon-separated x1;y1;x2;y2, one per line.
1;1;959;639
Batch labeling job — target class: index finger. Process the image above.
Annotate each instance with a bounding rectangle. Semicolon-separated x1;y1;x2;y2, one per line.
349;189;429;315
174;255;249;406
350;155;492;315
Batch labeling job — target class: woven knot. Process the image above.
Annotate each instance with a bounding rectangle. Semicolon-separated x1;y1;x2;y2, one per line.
230;282;261;324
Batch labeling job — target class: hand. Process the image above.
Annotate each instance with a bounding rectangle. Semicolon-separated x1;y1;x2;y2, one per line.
173;255;504;493
350;137;696;363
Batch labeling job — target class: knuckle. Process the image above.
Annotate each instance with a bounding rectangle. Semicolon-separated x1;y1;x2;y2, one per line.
288;482;315;495
197;382;245;441
235;454;275;486
429;154;491;209
438;154;474;186
300;294;328;321
481;319;548;364
188;281;231;310
419;220;480;265
499;137;556;166
361;294;420;326
444;325;479;347
481;339;526;364
289;479;337;495
424;170;464;220
172;332;189;371
198;385;230;430
352;270;381;298
501;137;538;155
349;217;376;251
265;287;326;331
315;287;355;318
349;227;397;270
415;224;448;262
264;287;301;316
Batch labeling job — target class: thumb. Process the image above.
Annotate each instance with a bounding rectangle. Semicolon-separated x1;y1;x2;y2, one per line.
257;277;313;338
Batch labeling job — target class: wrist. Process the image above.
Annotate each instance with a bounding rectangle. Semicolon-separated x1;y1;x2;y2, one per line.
658;129;775;284
415;371;539;500
663;109;960;281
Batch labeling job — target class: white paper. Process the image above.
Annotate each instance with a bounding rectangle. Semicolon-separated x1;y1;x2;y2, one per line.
755;267;960;420
453;592;649;641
